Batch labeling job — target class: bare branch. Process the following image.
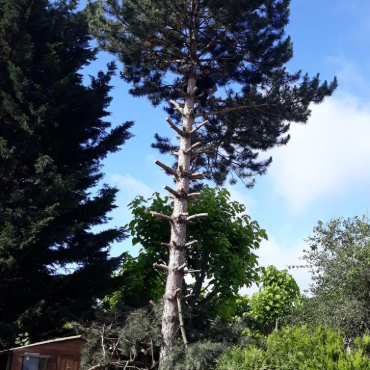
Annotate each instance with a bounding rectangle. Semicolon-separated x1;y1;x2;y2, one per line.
169;150;179;156
188;193;201;200
178;89;187;98
185;240;198;247
155;160;177;176
177;262;188;271
184;141;202;154
150;211;173;223
163;185;181;198
187;213;208;222
153;263;169;272
190;120;208;134
170;99;186;116
185;269;202;274
161;242;172;248
166;117;184;136
189;172;204;180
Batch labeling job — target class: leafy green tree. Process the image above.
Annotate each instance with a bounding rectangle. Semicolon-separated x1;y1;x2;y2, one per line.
0;0;132;347
249;265;300;334
297;215;370;338
87;0;336;358
109;186;266;316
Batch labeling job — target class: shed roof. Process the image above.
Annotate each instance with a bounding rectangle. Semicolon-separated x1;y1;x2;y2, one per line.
0;335;86;355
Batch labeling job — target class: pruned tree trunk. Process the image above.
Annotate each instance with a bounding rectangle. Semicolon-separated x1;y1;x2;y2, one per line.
154;76;207;362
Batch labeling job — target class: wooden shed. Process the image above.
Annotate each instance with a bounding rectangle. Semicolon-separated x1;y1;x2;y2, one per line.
0;336;87;370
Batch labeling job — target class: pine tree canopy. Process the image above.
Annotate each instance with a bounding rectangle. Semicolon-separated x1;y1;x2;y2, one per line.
87;0;337;186
0;0;133;348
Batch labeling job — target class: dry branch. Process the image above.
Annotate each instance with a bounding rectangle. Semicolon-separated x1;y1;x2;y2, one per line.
189;172;204;180
177;262;188;271
153;263;169;272
190;120;208;134
166;117;183;136
150;211;173;223
184;141;202;154
163;185;181;198
187;213;208;222
185;240;198;247
170;99;186;116
154;160;177;176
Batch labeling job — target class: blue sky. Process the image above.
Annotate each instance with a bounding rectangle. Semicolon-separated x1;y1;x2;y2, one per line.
78;0;370;293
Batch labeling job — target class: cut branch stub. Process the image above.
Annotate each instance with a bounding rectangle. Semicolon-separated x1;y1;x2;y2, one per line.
186;213;208;222
169;150;179;156
166;117;184;137
185;240;198;247
190;120;208;135
188;192;202;201
184;141;202;155
150;211;173;223
177;262;188;271
177;89;187;98
153;263;169;272
163;185;181;198
170;99;186;116
185;269;202;274
189;172;204;180
155;160;177;176
161;242;172;248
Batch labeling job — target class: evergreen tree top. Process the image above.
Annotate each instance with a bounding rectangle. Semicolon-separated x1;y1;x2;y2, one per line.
87;0;337;186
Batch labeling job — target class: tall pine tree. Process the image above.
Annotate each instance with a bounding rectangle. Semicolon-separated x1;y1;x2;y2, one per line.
0;0;133;348
87;0;337;361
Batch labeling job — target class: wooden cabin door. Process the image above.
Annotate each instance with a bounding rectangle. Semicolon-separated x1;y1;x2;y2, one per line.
56;356;79;370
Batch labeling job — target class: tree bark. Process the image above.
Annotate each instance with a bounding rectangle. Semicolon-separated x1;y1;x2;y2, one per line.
159;77;197;362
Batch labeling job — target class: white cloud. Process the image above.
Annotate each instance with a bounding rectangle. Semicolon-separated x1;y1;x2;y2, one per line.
110;173;156;199
268;93;370;212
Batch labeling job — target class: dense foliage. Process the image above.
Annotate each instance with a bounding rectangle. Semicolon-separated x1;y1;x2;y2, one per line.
0;0;132;347
293;215;370;339
249;265;300;334
107;186;267;316
87;0;337;186
217;326;370;370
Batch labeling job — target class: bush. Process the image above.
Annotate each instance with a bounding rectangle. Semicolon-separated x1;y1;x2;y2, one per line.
217;326;370;370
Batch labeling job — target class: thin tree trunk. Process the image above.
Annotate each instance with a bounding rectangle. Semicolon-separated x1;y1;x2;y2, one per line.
159;77;197;362
157;0;201;363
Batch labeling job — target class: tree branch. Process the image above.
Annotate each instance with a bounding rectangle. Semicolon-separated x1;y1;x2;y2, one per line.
166;117;184;136
155;160;177;176
190;120;208;134
184;141;202;154
163;185;181;198
150;211;173;223
187;213;208;222
177;262;188;271
153;263;169;272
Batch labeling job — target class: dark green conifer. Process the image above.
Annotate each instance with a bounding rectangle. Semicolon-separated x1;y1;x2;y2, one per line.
0;0;133;348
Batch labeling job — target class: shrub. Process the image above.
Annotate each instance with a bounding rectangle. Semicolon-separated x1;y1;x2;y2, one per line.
217;326;370;370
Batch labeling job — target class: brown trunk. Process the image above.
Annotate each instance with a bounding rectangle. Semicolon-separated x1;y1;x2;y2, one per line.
159;77;196;362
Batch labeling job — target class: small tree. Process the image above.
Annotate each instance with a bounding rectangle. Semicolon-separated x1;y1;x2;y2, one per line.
87;0;337;359
249;265;300;334
299;215;370;338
